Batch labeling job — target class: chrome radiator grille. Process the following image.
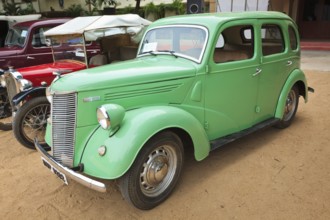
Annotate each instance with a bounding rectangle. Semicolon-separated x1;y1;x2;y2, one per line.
52;93;77;167
4;73;19;106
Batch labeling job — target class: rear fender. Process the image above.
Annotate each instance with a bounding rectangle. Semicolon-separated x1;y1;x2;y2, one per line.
81;106;210;179
275;69;308;119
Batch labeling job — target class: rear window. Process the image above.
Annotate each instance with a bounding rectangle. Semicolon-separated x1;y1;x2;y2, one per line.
288;26;298;50
261;24;285;56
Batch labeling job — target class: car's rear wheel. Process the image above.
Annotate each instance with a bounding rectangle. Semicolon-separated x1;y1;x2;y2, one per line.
118;131;184;210
275;85;299;129
13;96;50;149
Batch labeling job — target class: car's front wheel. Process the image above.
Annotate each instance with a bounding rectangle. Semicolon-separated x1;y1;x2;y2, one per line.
275;85;299;129
13;96;50;149
118;131;184;210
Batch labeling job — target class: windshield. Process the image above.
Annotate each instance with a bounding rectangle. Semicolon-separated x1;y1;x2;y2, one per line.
138;25;208;62
5;26;28;47
50;35;86;63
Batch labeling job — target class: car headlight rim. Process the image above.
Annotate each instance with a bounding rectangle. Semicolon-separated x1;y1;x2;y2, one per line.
97;106;111;130
19;79;32;92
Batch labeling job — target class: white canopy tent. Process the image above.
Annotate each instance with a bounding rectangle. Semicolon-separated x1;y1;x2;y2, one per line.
44;14;152;41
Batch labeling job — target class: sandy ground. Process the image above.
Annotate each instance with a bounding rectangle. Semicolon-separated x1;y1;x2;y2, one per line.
1;51;330;219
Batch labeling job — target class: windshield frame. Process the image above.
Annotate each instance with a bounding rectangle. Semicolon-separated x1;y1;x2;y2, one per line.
49;34;88;67
137;24;209;63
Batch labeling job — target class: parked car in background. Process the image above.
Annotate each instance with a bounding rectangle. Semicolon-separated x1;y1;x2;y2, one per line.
0;14;41;47
2;14;150;148
0;18;70;69
36;12;313;210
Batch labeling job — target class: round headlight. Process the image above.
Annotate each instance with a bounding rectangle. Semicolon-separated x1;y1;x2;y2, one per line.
45;87;52;103
19;79;32;91
0;75;6;87
97;106;110;129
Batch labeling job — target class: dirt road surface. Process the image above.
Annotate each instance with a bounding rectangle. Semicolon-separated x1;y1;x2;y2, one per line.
1;51;329;219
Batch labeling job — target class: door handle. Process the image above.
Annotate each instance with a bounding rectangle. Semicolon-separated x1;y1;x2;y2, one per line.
286;60;293;66
253;68;262;77
27;56;35;60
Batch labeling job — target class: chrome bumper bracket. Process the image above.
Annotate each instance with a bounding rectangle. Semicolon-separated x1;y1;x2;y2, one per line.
34;138;107;193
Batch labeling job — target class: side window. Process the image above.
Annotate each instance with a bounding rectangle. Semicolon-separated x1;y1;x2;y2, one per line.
213;25;254;63
261;24;285;56
32;27;52;48
288;26;298;50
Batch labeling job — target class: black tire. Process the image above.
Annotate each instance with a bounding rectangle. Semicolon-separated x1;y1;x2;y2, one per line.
118;131;184;210
13;96;50;149
275;85;299;129
0;89;12;131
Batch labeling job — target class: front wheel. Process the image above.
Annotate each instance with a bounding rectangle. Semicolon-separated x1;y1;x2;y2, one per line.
275;85;299;129
118;131;184;210
13;96;50;149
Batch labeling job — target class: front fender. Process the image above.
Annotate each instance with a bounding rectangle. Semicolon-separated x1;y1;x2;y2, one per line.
81;106;210;179
275;69;308;119
12;87;46;106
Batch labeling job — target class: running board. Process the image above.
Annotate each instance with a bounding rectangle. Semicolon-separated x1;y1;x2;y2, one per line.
210;118;280;151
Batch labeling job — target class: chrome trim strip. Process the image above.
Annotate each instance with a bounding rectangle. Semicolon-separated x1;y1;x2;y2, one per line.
50;90;77;95
35;138;107;193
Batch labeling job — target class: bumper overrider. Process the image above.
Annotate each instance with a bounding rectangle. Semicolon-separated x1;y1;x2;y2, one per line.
34;138;107;193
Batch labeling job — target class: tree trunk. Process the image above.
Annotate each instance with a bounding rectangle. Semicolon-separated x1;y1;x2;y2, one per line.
135;0;141;13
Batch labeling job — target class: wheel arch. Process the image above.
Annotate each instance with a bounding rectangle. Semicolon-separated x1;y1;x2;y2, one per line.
12;86;46;106
81;105;210;179
275;69;308;119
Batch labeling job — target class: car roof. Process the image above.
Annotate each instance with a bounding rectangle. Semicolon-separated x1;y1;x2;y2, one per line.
150;11;294;29
13;18;71;28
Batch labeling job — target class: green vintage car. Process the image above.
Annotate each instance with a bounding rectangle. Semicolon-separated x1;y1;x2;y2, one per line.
36;12;313;210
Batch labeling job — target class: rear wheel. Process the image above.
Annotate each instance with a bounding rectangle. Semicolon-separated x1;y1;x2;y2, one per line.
118;131;184;210
0;89;12;131
275;85;299;129
13;96;50;149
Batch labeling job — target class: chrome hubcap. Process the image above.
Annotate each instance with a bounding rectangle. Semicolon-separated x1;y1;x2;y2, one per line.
140;145;177;197
283;90;297;121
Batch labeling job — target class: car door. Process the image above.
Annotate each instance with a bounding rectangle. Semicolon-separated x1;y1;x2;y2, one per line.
204;20;260;140
254;20;293;123
26;26;54;66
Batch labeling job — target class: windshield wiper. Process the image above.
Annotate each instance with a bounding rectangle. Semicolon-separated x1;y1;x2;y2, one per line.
140;51;157;56
157;50;178;58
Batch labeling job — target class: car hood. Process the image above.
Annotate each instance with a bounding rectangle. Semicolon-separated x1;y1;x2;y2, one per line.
17;60;86;86
51;56;198;93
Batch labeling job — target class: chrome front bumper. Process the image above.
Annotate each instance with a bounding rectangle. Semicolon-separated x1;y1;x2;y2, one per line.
34;138;107;193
